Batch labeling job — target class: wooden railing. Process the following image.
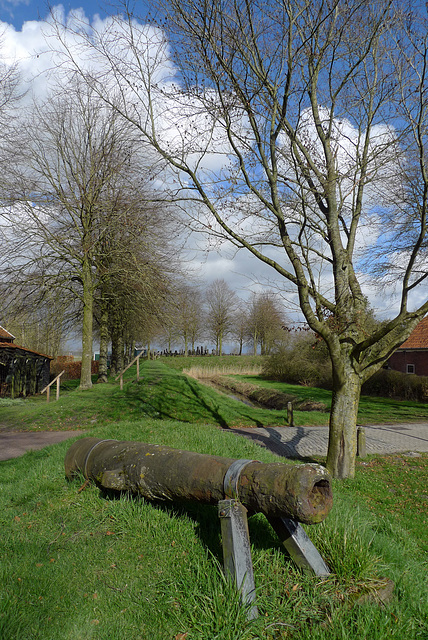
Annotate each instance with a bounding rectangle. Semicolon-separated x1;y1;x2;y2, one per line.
41;370;65;403
115;352;145;390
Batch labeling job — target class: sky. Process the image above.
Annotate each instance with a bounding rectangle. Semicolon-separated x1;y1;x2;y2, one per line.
0;0;104;30
1;0;425;349
0;0;281;309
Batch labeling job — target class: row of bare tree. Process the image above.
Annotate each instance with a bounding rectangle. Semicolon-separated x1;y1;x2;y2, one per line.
0;77;183;389
157;280;287;357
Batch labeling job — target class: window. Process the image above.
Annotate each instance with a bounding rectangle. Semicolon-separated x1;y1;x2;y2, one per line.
406;364;415;374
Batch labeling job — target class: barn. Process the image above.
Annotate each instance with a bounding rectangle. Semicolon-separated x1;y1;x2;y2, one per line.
388;316;428;376
0;326;53;398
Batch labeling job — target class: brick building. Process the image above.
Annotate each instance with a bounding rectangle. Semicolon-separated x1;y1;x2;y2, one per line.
388;316;428;376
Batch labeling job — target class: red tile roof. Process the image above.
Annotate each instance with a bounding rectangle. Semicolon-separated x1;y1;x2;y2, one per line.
399;316;428;350
0;325;15;341
0;342;53;358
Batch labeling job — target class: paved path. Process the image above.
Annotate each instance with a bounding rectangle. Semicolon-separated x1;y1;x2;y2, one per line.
228;422;428;459
0;423;427;462
0;431;84;461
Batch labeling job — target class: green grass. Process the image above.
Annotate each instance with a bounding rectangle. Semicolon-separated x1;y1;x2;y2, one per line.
0;362;312;432
0;357;427;638
235;375;428;424
2;358;427;434
1;419;427;639
122;361;294;427
344;454;428;553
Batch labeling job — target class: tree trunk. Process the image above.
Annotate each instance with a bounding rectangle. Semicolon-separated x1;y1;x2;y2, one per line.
116;333;124;372
80;267;94;390
97;301;109;383
326;369;361;479
110;325;121;376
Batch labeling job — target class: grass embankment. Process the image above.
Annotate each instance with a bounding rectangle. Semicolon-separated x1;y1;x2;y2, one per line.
232;375;428;424
2;358;428;433
0;361;308;432
0;358;427;638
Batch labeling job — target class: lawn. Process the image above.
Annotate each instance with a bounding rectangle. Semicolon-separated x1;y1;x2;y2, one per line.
1;419;427;639
0;357;427;638
233;375;428;424
4;358;428;434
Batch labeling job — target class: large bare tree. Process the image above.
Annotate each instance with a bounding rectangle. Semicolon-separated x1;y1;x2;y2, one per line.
53;1;428;477
246;292;287;356
1;79;164;389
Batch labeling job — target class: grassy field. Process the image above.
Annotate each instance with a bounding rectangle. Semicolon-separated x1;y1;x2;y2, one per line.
1;357;427;639
3;357;428;433
233;375;428;424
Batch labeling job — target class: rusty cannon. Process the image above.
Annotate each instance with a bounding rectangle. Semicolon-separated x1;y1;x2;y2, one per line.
65;437;333;619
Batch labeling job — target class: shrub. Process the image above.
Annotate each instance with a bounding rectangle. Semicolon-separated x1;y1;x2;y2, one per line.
263;333;332;388
362;368;428;402
50;359;99;380
263;333;428;402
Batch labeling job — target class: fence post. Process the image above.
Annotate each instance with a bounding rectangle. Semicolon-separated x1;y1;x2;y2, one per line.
41;371;65;403
357;427;366;458
287;401;294;427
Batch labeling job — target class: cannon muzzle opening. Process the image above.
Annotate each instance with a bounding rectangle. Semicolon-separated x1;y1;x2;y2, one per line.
65;438;332;524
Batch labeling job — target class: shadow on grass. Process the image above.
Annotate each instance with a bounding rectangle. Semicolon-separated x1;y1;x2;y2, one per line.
123;369;268;428
100;488;282;564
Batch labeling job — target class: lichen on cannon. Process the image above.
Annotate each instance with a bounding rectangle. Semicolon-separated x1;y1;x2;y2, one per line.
64;437;332;525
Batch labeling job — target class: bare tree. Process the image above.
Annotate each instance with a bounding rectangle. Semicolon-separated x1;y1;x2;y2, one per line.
232;301;249;356
246;292;287;356
205;279;237;355
0;288;69;358
53;1;428;478
172;284;204;355
94;192;180;379
1;79;160;389
0;46;23;193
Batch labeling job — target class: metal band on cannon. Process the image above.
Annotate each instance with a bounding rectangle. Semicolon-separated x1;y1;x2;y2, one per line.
65;438;332;619
65;437;332;523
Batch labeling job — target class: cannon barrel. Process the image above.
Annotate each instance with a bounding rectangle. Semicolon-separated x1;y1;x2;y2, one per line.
64;438;332;524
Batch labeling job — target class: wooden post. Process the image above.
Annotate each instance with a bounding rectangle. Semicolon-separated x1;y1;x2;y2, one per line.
357;427;366;458
115;351;144;387
287;401;294;427
40;370;65;403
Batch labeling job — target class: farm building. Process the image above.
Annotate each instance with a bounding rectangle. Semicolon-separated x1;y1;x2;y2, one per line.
388;316;428;376
0;326;53;397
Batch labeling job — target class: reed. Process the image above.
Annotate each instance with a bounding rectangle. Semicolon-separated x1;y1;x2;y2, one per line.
183;365;263;379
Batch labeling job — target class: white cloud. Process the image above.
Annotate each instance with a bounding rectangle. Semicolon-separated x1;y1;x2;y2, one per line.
0;7;421;324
